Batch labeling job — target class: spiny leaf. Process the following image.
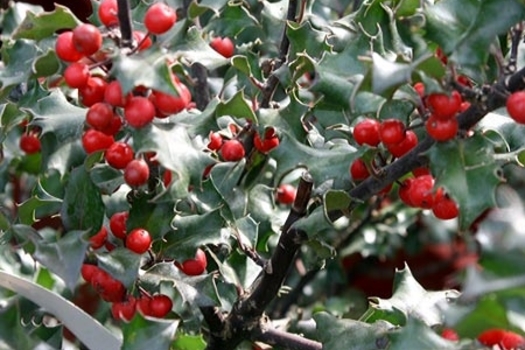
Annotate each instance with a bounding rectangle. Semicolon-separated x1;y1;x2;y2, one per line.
141;262;220;307
13;4;81;41
96;248;142;288
122;313;179;350
25;89;86;143
60;166;105;234
314;312;393;350
425;0;525;73
362;264;460;326
427;134;503;230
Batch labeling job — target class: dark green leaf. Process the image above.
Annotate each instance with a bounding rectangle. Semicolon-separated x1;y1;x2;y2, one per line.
427;134;503;230
13;5;81;41
425;0;525;72
32;230;90;291
165;210;229;260
388;317;456;350
121;313;179;350
216;90;257;123
127;192;174;239
0;40;38;89
141;262;220;307
171;333;207;350
314;311;393;350
25;89;86;143
96;248;142;288
60;166;105;234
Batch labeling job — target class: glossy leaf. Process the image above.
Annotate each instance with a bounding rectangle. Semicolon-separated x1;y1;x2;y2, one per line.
121;313;179;350
13;5;81;41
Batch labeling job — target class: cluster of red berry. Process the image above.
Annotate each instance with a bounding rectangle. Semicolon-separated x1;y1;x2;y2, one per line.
441;327;525;349
80;264;173;321
206;126;296;204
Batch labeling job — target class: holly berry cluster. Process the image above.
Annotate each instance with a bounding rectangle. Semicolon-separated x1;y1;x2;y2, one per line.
85;211;208;321
206;125;296;205
80;263;173;321
441;327;525;350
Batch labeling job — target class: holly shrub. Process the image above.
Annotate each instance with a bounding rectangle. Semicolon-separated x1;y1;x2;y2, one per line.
2;0;525;349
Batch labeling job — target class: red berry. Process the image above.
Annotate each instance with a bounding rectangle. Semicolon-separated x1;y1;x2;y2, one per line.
210;37;235;58
20;134;41;154
55;31;84;62
276;184;296;205
413;82;425;98
111;297;137;321
398;178;416;207
478;329;525;350
177;248;207;276
506;91;525;124
100;115;123;136
148;294;173;318
133;30;152;51
386;130;418;158
151;84;191;115
126;228;152;254
432;188;459;220
64;62;90;88
105;142;134;169
81;129;114;154
144;3;177;35
254;128;280;153
162;170;172;186
412;167;431;177
79;76;107;107
353;119;381;147
426;91;462;120
124;96;156;128
435;47;448;65
350;158;370;181
408;174;435;209
136;296;152;315
72;24;102;56
91;268;126;302
109;211;128;239
425;115;458;142
86;102;114;130
208;132;223;151
220;140;245;161
124;159;150;187
441;328;459;341
99;0;119;27
104;80;127;107
379;119;405;145
89;226;108;249
80;264;99;283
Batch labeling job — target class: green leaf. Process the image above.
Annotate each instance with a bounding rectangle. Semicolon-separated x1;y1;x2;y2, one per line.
388;317;456;350
0;40;38;89
121;313;179;350
134;124;215;197
25;89;86;143
216;90;257;123
188;0;229;18
287;21;332;60
427;134;503;230
13;5;81;41
96;248;142;288
60;166;105;234
165;27;230;70
110;49;176;95
271;131;357;188
0;2;44;38
165;210;229;260
232;215;258;250
324;190;352;213
172;333;207;350
424;0;525;72
127;192;174;239
31;230;89;291
314;312;393;350
362;264;460;326
33;49;60;78
89;164;125;195
141;262;220;307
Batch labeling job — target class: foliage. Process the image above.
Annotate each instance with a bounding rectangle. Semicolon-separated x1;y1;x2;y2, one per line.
1;0;525;349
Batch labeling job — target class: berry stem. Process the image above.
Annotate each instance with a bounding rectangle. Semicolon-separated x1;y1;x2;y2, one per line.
117;0;133;49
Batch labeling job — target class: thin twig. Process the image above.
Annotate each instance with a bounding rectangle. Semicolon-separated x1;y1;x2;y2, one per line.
117;0;133;49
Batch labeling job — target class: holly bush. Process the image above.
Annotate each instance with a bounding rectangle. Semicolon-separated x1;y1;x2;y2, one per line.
2;0;525;349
